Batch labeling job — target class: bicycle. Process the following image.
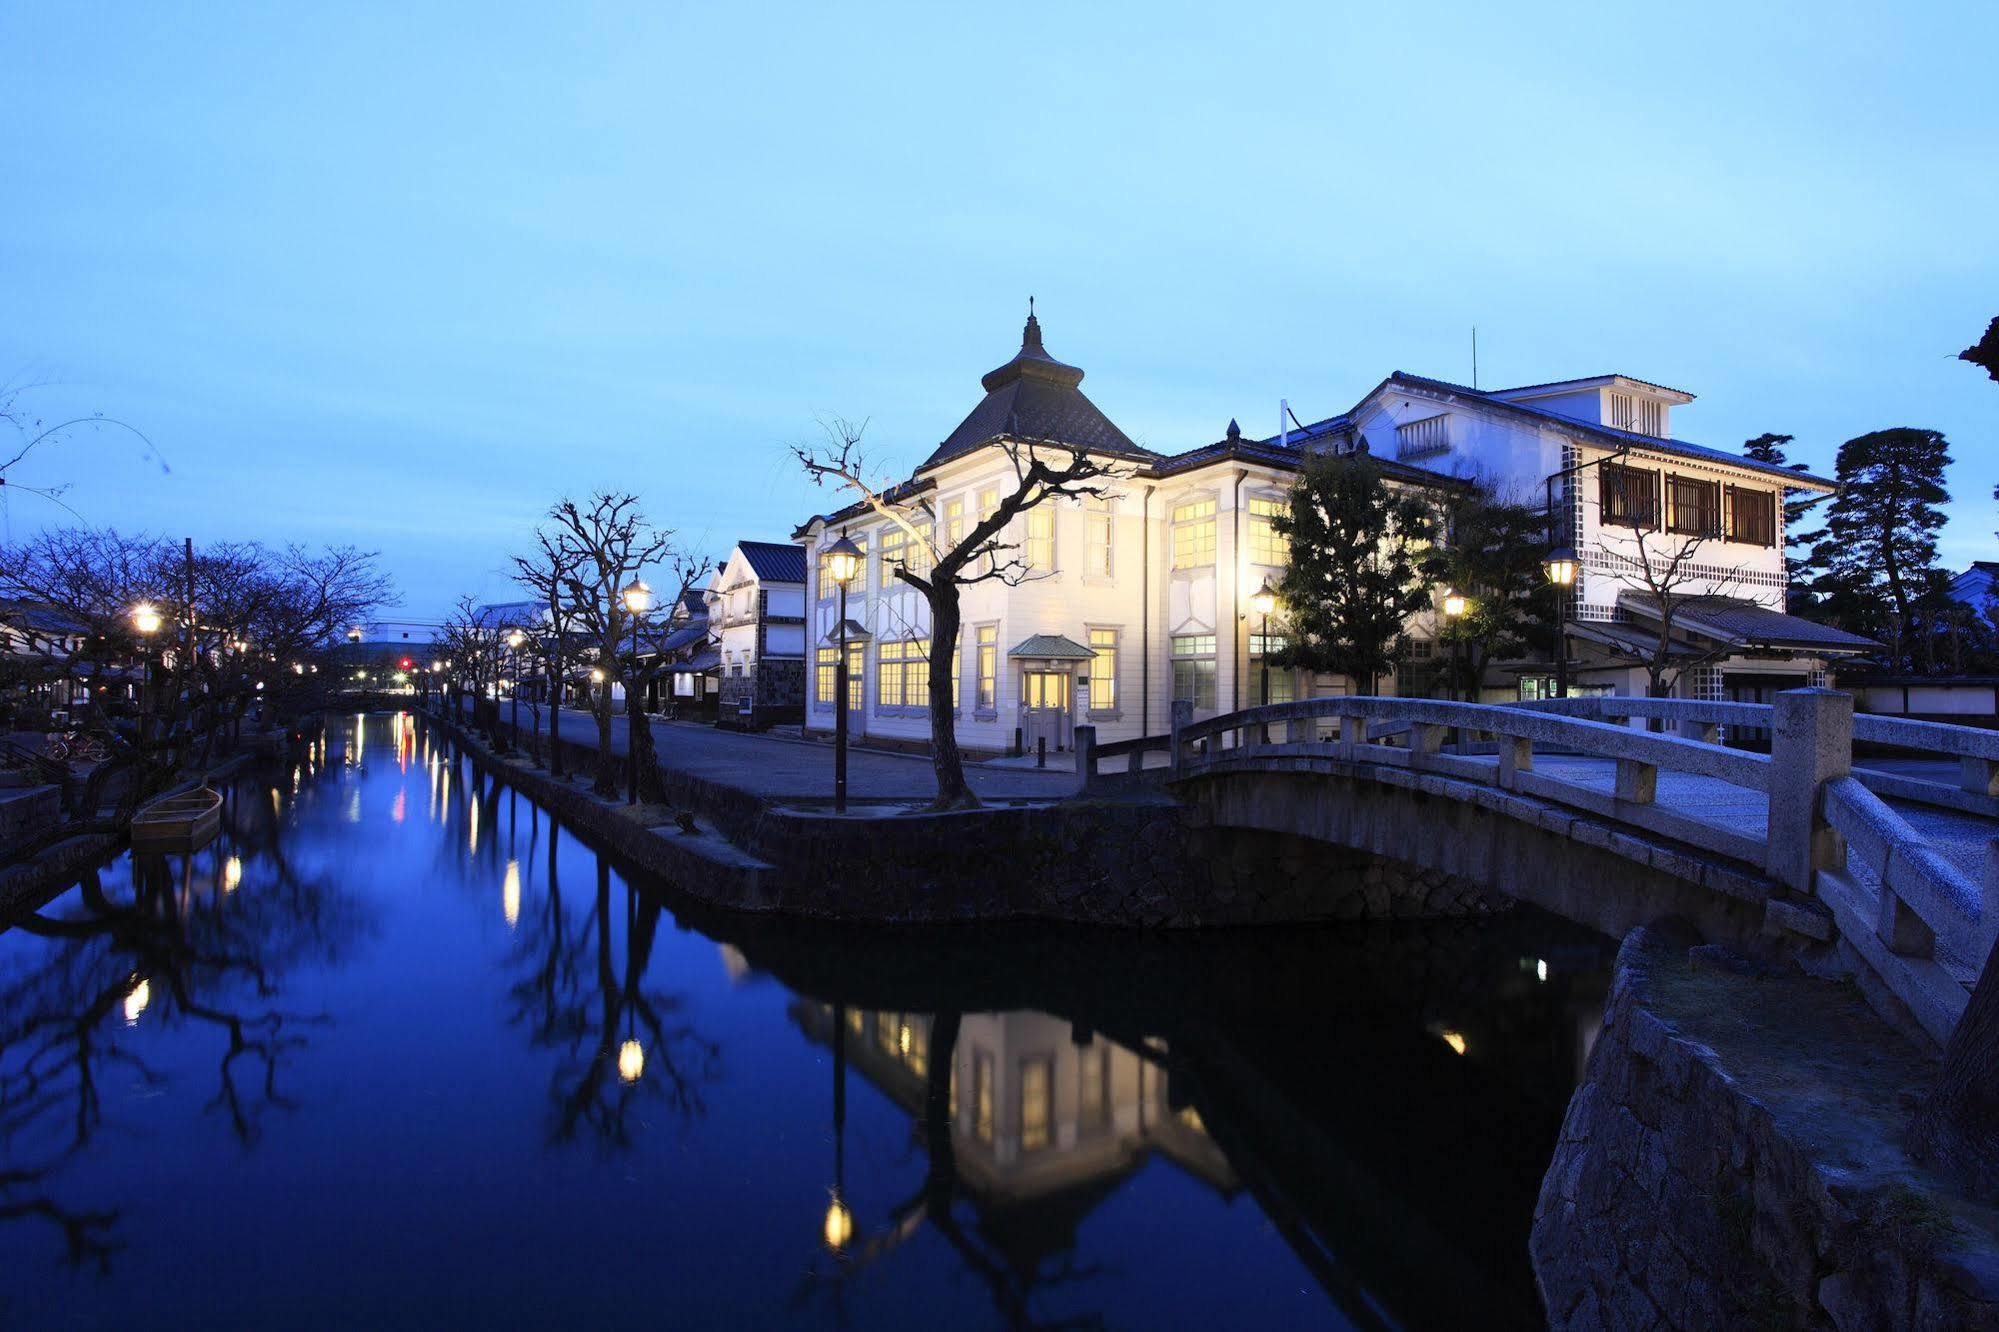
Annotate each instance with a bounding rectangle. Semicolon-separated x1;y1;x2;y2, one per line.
44;732;110;765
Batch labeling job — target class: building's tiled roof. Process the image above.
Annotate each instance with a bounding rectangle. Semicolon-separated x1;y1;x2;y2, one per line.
656;621;711;654
736;540;807;585
1490;373;1693;400
793;478;937;538
1007;633;1097;661
1370;372;1836;489
1618;594;1880;653
920;313;1155;470
1148;421;1463;490
475;599;544;623
0;600;87;636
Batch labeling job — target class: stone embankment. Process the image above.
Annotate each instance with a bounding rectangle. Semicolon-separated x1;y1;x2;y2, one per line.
1531;925;1999;1329
422;710;1506;927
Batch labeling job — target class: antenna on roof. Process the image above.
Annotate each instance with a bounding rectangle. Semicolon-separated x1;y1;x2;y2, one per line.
1472;326;1479;390
1279;399;1290;450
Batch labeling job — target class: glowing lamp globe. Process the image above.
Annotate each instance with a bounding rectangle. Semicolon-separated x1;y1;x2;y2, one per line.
824;536;864;587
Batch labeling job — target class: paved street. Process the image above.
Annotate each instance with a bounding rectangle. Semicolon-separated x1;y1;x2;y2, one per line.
463;699;1082;802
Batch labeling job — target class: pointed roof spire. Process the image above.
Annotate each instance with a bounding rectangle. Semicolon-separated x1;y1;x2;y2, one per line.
1023;295;1043;354
1226;418;1241;441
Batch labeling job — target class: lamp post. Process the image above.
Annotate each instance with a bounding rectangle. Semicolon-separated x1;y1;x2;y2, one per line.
506;630;525;753
1541;447;1627;700
1250;579;1278;707
824;1000;852;1255
823;537;864;813
131;603;161;739
620;580;654;805
1442;589;1468;700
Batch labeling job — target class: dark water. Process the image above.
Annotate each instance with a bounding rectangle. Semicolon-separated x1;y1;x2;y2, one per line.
0;713;1613;1330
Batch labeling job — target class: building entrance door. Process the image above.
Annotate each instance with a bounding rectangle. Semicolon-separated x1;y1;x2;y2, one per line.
1021;670;1072;754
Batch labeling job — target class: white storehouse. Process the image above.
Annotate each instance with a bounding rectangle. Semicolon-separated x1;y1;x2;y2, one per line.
704;540;808;726
793;314;1872;756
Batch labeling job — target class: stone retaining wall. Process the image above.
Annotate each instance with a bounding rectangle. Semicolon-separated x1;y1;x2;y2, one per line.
1531;926;1999;1329
425;709;1504;928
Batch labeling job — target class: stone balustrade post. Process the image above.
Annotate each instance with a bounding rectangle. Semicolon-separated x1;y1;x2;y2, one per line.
1169;699;1193;774
1075;725;1097;786
1767;688;1852;894
1984;838;1999;957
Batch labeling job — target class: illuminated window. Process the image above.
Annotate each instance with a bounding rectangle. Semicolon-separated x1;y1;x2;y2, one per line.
1085;499;1114;578
1248;496;1289;566
815;646;836;705
1087;628;1117;711
1172;498;1217;570
943;497;966;550
1667;475;1721;537
846;641;863;710
1020;1056;1053;1152
976;625;998;710
878;524;905;575
875;640;928;709
1025;507;1054;572
1172;634;1216;709
1600;463;1658;528
973;1051;994;1144
950;639;961;710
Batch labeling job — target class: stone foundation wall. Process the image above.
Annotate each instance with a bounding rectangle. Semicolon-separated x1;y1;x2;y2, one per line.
1531;927;1999;1330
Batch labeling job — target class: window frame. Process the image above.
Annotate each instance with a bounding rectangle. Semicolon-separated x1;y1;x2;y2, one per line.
1599;462;1660;529
1726;485;1776;546
1247;494;1289;567
1665;473;1721;538
1085;625;1119;715
1171;496;1218;571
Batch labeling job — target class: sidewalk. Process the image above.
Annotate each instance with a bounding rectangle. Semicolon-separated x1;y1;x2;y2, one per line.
462;699;1082;802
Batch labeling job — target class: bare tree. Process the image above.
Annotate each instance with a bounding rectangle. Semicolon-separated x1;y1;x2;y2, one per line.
436;597;507;737
512;528;587;777
792;418;1125;810
1600;521;1746;701
546;494;670;799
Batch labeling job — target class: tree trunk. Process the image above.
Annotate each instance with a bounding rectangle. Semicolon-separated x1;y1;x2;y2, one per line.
591;690;617;798
924;1010;962;1217
925;586;977;810
548;650;564;777
1911;933;1999;1202
625;680;665;804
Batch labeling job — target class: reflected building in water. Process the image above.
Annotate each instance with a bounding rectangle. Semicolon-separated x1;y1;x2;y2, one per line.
796;1002;1234;1272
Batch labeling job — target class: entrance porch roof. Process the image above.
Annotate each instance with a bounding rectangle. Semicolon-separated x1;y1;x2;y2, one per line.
1007;633;1097;661
1618;593;1880;655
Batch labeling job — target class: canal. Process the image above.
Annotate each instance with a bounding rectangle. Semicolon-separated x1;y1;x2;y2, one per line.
1;713;1614;1330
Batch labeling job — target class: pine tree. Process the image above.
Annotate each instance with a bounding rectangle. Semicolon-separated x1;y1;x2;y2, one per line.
1810;428;1953;667
1269;452;1437;695
1741;433;1821;611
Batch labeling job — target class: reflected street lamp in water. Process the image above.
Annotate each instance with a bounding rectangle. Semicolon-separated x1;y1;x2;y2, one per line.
617;1036;645;1084
823;1000;852;1254
823;537;864;813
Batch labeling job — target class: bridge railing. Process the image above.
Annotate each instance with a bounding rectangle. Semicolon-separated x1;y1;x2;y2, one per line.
1129;693;1778;868
1513;694;1999;819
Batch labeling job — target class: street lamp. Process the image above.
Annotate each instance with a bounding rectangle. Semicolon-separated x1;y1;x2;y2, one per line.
1249;579;1278;708
506;629;526;753
347;625;363;645
1442;589;1468;701
620;580;654;805
1541;545;1578;698
131;603;161;734
823;536;864;813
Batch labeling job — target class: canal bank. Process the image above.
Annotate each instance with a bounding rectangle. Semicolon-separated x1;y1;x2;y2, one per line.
420;705;1506;927
1532;925;1999;1329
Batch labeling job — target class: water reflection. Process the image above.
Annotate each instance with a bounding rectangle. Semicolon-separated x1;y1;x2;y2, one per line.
0;714;1612;1329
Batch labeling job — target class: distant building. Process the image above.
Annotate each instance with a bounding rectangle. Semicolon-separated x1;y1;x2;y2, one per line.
1950;562;1999;617
706;541;808;728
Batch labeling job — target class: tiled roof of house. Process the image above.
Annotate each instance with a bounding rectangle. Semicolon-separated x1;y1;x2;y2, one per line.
920;312;1155;470
736;540;807;585
1618;593;1880;653
1148;419;1462;489
1360;372;1836;489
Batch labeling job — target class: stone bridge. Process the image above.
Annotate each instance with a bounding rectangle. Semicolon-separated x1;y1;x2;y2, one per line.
1079;689;1999;1048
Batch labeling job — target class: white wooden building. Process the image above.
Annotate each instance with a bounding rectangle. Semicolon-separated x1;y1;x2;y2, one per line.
792;315;1874;756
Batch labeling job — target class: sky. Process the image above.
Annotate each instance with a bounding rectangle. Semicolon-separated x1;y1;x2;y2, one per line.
3;1;1994;621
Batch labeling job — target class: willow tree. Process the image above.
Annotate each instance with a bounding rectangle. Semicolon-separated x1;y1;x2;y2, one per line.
1269;451;1437;696
792;418;1123;810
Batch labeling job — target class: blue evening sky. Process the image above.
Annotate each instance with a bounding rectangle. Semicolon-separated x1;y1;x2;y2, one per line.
4;2;1994;619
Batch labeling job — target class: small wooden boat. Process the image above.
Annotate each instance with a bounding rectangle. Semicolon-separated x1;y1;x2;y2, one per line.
131;787;223;852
